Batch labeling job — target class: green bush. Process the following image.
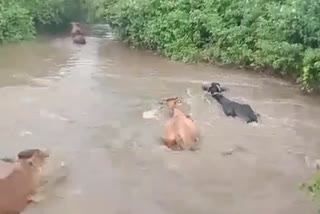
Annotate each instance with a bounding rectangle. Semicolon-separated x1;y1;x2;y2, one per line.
302;48;320;92
0;1;35;43
0;0;88;43
302;172;320;212
24;0;65;25
103;0;320;92
84;0;108;23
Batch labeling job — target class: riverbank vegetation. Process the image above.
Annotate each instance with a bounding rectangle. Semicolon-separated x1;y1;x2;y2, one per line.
302;172;320;212
0;0;88;42
101;0;320;93
1;0;320;92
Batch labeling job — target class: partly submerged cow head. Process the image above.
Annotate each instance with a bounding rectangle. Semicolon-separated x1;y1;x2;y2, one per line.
202;82;228;95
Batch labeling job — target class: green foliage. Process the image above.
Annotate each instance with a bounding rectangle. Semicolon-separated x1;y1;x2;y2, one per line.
301;48;320;92
24;0;65;25
0;0;88;43
301;172;320;212
1;0;319;91
0;1;35;43
103;0;320;92
84;0;108;23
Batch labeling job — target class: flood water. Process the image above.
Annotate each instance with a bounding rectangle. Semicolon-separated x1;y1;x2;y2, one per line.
0;25;319;214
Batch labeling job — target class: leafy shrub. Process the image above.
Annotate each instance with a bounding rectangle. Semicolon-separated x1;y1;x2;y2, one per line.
301;48;320;92
84;0;108;23
0;1;35;43
302;172;320;212
24;0;65;25
0;0;88;43
102;0;320;92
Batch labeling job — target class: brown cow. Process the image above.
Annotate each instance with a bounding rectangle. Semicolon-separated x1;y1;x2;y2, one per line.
0;149;49;214
71;22;86;45
72;34;86;45
161;97;199;151
70;22;83;37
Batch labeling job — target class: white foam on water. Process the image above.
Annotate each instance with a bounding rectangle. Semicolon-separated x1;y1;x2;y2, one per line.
222;82;261;88
142;108;159;120
186;88;192;97
20;130;33;137
304;156;320;170
40;109;69;121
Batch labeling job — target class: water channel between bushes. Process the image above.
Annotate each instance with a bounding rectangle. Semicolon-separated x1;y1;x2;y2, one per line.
0;25;319;214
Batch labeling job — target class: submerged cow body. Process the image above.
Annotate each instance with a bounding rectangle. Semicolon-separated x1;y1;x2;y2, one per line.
202;82;259;123
212;93;259;123
72;34;86;45
0;149;49;214
161;97;199;151
71;22;86;45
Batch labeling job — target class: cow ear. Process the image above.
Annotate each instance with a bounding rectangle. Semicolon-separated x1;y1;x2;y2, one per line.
18;149;38;159
27;159;35;167
216;84;221;92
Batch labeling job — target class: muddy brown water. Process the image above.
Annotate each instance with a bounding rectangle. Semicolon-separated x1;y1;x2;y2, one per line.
0;25;319;214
